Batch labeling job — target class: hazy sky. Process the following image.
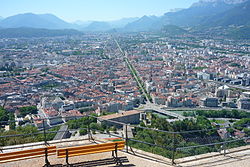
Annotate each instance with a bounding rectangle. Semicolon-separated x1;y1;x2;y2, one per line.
1;0;199;22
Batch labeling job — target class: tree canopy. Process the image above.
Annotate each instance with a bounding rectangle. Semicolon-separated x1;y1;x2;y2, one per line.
0;107;8;124
19;106;38;117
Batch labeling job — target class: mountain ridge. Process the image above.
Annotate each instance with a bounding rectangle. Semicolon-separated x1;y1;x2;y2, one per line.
0;13;72;29
123;0;249;32
124;16;161;32
0;0;249;35
202;0;250;26
0;13;139;31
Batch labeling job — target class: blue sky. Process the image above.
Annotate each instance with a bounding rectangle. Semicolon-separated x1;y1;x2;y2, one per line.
1;0;199;22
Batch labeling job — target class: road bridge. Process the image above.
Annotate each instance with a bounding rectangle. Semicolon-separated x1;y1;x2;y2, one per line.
141;103;186;120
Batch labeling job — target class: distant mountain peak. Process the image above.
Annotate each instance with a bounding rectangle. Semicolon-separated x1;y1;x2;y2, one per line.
202;0;250;26
0;13;72;29
83;21;112;32
123;15;161;32
192;0;247;7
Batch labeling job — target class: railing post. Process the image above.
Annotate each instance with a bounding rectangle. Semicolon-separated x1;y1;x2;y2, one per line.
125;124;128;153
171;133;176;165
88;125;90;141
87;116;91;141
223;141;226;156
43;119;47;145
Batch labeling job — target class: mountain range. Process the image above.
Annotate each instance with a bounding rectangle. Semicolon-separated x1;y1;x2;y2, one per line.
161;0;241;26
0;0;249;35
0;13;72;29
124;16;160;32
202;0;250;26
128;0;250;31
0;13;138;31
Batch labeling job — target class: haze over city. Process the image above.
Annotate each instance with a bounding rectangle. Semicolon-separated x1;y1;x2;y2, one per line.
1;0;198;22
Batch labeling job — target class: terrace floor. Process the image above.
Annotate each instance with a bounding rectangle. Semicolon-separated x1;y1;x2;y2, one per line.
177;146;250;167
0;139;249;167
0;150;171;167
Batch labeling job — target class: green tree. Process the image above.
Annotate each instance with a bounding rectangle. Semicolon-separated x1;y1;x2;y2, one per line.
19;106;38;117
9;112;16;130
79;129;88;136
0;107;8;125
109;126;117;133
234;118;250;130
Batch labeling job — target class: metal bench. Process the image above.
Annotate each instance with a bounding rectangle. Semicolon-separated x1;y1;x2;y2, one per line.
57;141;125;166
0;146;56;167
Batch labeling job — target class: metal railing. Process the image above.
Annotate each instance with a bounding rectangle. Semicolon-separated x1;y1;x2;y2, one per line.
0;115;249;165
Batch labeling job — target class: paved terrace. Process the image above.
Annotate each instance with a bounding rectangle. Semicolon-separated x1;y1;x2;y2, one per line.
0;137;249;167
